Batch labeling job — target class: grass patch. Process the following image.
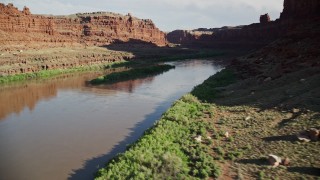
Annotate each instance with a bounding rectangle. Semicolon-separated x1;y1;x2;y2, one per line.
90;64;175;85
191;69;236;102
0;61;128;84
95;94;220;179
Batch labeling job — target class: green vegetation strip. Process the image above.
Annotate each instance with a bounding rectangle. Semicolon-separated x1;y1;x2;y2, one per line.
96;94;220;179
192;69;236;102
0;61;128;84
90;64;175;85
96;59;320;179
96;67;238;179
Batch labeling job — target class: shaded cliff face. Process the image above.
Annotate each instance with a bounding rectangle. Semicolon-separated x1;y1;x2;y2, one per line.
167;24;277;48
167;0;320;48
0;3;166;51
166;30;204;45
280;0;320;20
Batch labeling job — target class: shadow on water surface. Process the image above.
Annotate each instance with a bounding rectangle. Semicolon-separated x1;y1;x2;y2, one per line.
0;70;156;122
68;98;173;180
101;39;233;63
102;39;197;60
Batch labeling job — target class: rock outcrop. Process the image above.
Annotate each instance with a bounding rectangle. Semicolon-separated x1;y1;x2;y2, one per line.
297;128;320;142
280;0;320;20
268;154;282;167
260;14;270;24
166;30;207;45
167;23;281;48
0;3;166;51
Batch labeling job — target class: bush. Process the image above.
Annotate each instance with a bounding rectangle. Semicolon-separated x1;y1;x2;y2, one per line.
191;69;236;102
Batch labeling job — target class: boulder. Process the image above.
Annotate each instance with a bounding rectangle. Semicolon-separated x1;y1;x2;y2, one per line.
308;128;319;141
194;135;202;143
224;132;229;138
281;157;290;166
268;154;282;167
264;77;272;82
292;108;300;113
297;134;311;142
297;128;320;142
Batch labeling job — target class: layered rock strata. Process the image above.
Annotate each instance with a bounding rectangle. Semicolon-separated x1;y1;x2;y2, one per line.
0;47;133;75
0;3;166;51
0;3;166;75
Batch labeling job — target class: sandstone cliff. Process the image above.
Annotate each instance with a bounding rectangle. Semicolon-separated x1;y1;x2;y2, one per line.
166;30;207;45
260;14;271;24
167;0;320;48
280;0;320;20
0;3;166;51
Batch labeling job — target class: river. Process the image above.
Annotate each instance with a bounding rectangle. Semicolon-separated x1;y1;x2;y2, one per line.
0;60;222;180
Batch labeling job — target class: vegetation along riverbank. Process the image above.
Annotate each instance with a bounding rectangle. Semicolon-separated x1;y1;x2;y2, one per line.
0;46;233;84
96;63;320;179
0;61;128;84
96;17;320;177
90;64;175;85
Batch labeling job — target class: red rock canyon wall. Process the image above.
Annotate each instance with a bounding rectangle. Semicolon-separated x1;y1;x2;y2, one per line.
0;3;166;51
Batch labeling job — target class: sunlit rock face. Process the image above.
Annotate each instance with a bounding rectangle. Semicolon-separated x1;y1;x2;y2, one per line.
0;3;167;50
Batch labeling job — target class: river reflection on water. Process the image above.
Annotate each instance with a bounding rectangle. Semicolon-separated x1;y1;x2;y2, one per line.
0;60;222;180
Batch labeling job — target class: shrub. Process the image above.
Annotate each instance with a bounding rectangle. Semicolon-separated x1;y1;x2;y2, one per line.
191;69;236;102
95;94;221;179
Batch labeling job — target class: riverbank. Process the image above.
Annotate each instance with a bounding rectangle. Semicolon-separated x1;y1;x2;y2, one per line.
90;64;175;85
96;65;320;179
96;25;320;179
0;45;234;84
0;60;220;180
0;61;129;84
95;70;234;179
0;46;133;76
95;94;222;179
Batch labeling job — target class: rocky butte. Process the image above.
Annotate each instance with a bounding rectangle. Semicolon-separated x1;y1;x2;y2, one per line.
0;3;166;51
259;14;271;24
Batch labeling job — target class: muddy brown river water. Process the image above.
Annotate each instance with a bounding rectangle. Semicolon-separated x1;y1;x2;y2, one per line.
0;60;222;180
